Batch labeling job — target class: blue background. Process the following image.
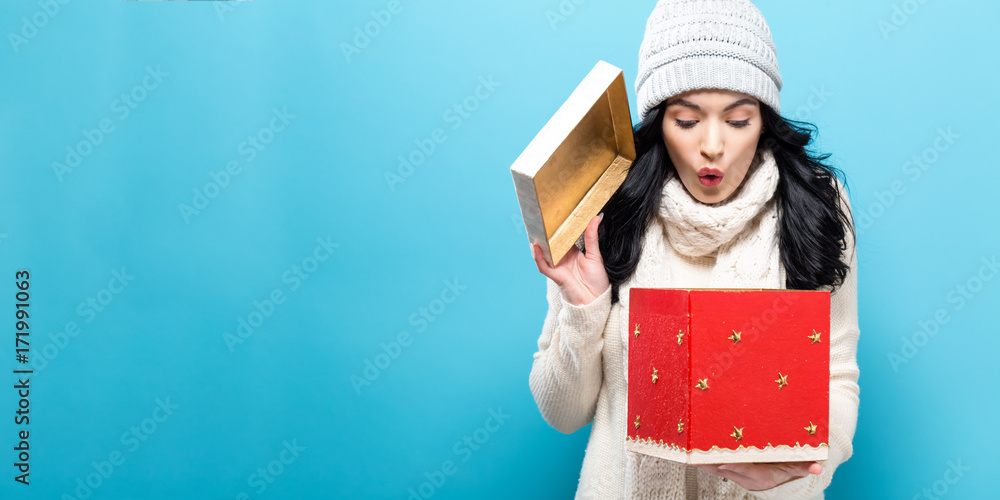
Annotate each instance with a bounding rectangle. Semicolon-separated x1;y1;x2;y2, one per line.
1;0;997;498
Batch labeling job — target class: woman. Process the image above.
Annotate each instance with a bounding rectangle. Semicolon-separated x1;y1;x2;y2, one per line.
528;0;860;498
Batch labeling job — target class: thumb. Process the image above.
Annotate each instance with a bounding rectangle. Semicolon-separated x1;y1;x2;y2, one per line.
583;213;604;261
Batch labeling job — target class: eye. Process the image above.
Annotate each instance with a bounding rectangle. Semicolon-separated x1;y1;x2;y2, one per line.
674;120;697;129
728;120;751;128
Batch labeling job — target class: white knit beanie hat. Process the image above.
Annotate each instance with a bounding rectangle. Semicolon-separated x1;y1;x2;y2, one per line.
635;0;783;121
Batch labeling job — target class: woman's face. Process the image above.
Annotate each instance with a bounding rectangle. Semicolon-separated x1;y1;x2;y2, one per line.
660;89;765;205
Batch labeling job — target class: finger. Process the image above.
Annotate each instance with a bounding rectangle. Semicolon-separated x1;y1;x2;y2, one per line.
708;465;757;488
721;462;797;485
775;464;797;476
531;244;557;280
780;461;821;477
717;463;761;478
583;213;603;262
700;464;753;481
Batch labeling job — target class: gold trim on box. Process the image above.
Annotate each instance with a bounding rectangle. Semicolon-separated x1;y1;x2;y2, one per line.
626;434;829;453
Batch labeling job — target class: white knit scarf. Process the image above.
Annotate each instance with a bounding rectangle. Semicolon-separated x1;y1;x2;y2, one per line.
657;146;783;288
620;147;786;498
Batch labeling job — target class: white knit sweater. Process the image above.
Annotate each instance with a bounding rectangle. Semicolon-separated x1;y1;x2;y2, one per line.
528;182;860;499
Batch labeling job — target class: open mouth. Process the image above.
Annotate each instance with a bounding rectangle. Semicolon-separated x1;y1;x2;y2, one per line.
698;168;723;187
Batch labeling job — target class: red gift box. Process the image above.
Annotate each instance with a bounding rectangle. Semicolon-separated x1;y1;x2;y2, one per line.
626;288;830;464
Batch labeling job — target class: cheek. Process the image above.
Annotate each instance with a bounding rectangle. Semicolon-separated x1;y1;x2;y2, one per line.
661;129;696;167
737;136;762;167
724;141;762;189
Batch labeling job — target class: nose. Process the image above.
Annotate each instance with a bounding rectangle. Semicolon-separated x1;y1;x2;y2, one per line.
701;123;723;160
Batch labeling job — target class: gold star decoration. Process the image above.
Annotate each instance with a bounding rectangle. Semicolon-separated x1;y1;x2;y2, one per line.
804;422;817;435
696;378;710;391
731;426;744;441
651;368;659;384
677;419;684;434
677;330;684;345
634;324;641;338
729;330;741;344
775;372;788;389
634;415;640;429
808;329;822;344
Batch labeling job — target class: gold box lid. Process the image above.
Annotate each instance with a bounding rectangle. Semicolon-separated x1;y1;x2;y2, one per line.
511;60;636;267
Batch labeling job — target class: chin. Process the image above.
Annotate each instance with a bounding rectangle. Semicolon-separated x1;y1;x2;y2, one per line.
697;192;730;205
684;180;732;205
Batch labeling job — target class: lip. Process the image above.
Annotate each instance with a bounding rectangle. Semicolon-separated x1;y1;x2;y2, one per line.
698;167;723;187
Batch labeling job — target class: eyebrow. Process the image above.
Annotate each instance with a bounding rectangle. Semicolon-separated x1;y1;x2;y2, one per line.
665;98;758;112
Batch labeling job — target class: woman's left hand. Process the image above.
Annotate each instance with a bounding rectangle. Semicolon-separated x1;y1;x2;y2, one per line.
695;461;823;491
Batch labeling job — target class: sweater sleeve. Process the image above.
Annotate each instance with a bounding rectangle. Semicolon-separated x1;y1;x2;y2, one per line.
529;277;614;434
750;180;861;499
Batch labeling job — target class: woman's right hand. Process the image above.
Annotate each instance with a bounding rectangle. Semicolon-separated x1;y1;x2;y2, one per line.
531;213;610;307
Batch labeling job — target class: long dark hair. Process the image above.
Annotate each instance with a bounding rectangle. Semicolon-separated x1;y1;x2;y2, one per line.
598;100;855;304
